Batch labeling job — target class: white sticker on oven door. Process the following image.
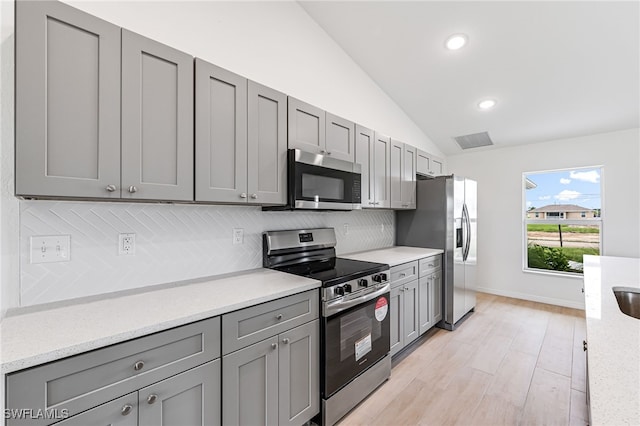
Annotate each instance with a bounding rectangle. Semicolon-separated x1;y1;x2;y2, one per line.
355;334;372;361
375;296;388;322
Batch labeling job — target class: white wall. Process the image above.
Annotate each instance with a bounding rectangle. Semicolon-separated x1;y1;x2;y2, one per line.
447;128;640;309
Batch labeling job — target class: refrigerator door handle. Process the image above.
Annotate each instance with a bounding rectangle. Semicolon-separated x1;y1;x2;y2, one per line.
462;203;471;261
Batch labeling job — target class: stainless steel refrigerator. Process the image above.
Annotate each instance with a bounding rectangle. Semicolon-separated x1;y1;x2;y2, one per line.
396;175;477;330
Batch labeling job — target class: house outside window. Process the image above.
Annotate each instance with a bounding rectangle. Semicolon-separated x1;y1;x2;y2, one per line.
523;167;602;275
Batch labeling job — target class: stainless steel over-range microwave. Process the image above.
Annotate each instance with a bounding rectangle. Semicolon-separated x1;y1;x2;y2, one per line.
268;149;362;211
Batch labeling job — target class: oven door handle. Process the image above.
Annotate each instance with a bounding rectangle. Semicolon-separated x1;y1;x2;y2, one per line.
323;283;391;317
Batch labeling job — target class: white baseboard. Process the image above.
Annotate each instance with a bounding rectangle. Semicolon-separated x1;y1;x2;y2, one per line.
476;286;585;310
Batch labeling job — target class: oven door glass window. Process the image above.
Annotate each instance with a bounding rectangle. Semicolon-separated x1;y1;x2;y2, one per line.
323;293;390;397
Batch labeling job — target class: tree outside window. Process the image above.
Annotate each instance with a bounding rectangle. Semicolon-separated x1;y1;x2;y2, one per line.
523;167;602;275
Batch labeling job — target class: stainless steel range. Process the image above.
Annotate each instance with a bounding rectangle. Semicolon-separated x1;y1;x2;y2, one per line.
263;228;391;426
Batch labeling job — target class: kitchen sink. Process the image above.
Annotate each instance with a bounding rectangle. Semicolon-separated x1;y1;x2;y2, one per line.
612;286;640;320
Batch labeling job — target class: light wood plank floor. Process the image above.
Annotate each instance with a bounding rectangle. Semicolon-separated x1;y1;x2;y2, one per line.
339;292;588;426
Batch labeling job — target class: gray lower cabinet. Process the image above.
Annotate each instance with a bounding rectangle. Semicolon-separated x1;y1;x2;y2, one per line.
15;0;194;201
222;320;319;426
418;255;443;335
221;291;319;425
5;317;220;426
389;261;419;356
54;393;138;426
15;0;121;199
139;360;220;426
196;60;287;205
121;29;194;201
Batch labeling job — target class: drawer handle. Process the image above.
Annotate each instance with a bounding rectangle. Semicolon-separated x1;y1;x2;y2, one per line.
147;394;158;405
133;360;145;371
282;338;290;344
399;273;406;278
106;184;117;192
271;343;278;350
276;314;283;320
121;404;133;416
428;263;434;267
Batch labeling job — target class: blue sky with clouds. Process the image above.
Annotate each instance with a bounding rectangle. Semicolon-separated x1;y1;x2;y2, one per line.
525;168;601;210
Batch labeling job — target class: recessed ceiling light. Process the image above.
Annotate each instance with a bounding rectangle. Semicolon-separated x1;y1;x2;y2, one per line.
445;34;468;50
478;99;497;110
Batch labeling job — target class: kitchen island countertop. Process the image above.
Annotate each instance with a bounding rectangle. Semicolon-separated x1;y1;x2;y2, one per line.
1;269;320;374
583;255;640;426
342;246;443;266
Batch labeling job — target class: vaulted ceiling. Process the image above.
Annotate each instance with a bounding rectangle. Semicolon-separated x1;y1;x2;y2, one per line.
300;1;640;155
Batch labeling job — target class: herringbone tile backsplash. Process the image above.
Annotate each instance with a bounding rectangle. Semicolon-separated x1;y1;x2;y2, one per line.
20;201;394;306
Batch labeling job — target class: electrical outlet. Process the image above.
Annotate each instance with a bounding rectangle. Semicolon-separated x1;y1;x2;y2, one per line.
381;223;385;233
30;235;71;264
119;233;136;255
343;223;349;235
233;228;244;245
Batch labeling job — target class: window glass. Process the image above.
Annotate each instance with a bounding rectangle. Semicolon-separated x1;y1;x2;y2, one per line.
524;167;602;275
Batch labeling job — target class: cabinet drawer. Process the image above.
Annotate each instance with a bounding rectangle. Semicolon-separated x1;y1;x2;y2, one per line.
419;255;442;277
6;316;220;426
222;290;319;355
390;261;418;288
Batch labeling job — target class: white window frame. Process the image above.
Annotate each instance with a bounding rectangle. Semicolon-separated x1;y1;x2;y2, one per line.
522;166;604;277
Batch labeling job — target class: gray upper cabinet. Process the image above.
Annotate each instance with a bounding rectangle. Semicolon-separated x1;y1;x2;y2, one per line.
355;125;375;208
195;59;248;203
247;81;288;205
373;132;391;208
416;148;446;178
325;113;355;162
402;144;417;209
195;63;286;206
288;97;355;162
15;0;121;198
288;97;325;154
390;140;403;209
139;360;220;426
122;30;194;201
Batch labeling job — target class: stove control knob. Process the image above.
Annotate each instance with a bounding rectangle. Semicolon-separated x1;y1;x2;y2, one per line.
335;286;345;297
343;284;352;293
358;279;369;288
380;273;388;282
372;275;382;283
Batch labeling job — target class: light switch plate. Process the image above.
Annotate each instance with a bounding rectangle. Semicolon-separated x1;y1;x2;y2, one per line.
30;235;71;264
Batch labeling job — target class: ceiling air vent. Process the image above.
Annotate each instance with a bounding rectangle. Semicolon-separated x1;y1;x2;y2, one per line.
454;131;494;150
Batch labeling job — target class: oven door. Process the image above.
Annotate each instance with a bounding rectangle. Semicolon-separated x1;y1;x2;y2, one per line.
290;149;361;210
322;290;391;398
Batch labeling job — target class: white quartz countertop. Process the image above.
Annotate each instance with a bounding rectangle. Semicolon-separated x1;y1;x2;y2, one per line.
342;246;443;266
583;255;640;426
1;269;320;374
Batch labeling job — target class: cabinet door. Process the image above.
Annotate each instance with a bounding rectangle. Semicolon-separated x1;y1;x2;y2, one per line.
325;113;355;162
416;149;430;177
288;97;326;155
389;140;404;209
223;337;279;426
373;133;391;208
402;144;417;209
15;0;121;198
122;29;194;201
355;125;375;208
247;81;287;205
278;320;320;426
195;59;248;203
418;276;432;335
54;393;137;426
403;280;420;345
389;285;404;356
139;360;220;426
431;155;445;176
432;270;443;323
